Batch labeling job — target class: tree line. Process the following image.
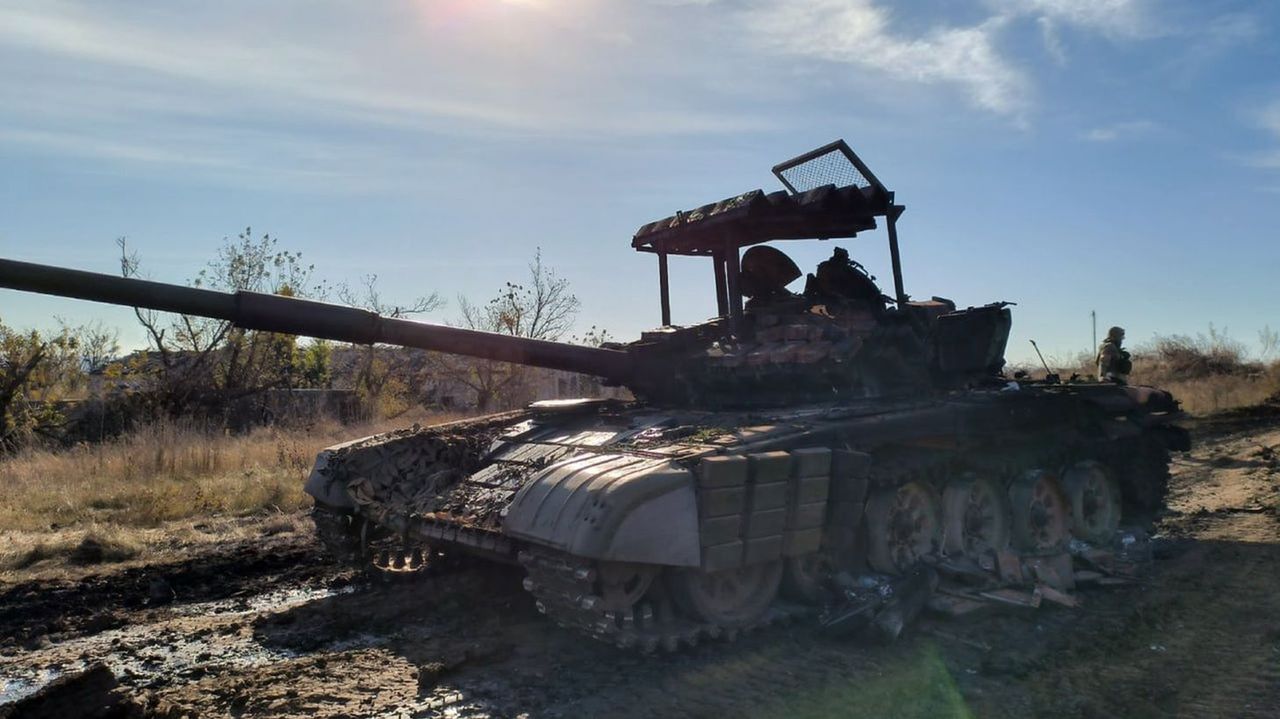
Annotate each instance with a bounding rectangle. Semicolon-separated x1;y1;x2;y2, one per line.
0;229;607;452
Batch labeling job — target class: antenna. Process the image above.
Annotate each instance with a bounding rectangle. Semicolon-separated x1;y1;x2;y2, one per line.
1029;340;1059;383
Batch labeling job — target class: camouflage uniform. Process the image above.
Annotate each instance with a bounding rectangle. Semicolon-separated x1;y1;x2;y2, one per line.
1097;326;1131;384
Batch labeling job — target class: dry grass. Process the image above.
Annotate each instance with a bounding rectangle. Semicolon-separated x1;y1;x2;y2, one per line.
1150;373;1279;415
2;528;145;571
1025;330;1280;416
0;409;467;534
0;513;316;580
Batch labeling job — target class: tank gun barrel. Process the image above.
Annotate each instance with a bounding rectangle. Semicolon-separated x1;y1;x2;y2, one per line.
0;258;633;381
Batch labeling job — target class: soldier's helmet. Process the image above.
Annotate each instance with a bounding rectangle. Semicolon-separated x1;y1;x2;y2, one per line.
1107;326;1125;341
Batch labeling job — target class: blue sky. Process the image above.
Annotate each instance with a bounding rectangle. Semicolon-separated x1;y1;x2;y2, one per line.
1;0;1278;366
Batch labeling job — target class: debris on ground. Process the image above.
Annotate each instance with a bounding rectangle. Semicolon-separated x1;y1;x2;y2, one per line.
819;526;1161;639
819;566;938;642
868;565;939;642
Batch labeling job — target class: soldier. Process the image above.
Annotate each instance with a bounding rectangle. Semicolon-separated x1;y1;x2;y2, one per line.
804;246;887;315
1097;326;1132;384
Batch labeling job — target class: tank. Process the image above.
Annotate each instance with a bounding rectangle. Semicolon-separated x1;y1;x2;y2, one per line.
0;140;1189;649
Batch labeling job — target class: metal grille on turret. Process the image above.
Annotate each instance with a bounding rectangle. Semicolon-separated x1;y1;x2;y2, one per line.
778;149;870;193
771;139;885;196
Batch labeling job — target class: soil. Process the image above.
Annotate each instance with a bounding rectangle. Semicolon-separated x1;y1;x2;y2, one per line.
2;408;1279;718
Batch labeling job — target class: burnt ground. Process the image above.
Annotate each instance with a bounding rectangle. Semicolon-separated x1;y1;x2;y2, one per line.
3;408;1280;718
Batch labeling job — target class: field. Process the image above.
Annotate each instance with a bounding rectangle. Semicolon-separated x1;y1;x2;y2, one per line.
0;411;466;580
2;379;1279;717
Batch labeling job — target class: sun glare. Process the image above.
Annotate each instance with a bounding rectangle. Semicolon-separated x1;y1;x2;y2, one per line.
413;0;552;30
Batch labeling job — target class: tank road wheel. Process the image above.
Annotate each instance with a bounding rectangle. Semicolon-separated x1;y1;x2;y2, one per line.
781;553;834;604
312;504;367;566
866;481;942;574
1113;439;1172;517
597;562;659;612
668;561;782;627
1009;470;1071;551
941;475;1011;558
1062;460;1122;544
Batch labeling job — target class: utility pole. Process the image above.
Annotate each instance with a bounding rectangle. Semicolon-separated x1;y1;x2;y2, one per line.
1091;310;1097;353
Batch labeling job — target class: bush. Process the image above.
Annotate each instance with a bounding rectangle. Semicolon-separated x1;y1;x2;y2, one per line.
1130;327;1276;415
1142;328;1260;380
1017;326;1279;415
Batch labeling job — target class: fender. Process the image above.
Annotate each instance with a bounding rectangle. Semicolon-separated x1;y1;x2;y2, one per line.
503;454;701;567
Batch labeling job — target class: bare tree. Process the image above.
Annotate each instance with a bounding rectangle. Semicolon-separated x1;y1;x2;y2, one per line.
117;229;327;417
337;274;444;415
455;250;579;342
431;249;581;411
571;325;614;348
338;274;443;320
71;320;121;374
1259;325;1278;362
50;315;116;364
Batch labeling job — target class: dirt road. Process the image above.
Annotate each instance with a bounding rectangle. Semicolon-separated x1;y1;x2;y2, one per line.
3;408;1279;718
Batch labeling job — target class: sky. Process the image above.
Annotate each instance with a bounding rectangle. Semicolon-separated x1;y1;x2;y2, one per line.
1;0;1278;367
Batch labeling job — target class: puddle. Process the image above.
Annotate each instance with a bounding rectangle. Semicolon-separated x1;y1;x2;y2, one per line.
1;671;57;705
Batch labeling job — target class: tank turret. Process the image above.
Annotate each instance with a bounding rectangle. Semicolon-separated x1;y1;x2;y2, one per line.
0;141;1011;409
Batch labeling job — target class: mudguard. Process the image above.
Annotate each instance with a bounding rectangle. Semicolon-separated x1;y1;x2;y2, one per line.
303;446;357;510
503;454;701;567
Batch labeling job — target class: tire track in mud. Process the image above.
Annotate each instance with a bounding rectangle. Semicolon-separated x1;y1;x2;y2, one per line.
5;412;1280;718
0;530;346;652
142;564;1102;718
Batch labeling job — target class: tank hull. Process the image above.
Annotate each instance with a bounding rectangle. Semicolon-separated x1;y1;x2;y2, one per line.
309;384;1187;648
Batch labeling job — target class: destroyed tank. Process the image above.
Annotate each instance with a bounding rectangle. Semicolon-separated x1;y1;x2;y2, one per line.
0;140;1189;650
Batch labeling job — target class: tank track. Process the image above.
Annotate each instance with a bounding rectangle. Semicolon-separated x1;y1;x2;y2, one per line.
312;504;436;577
896;435;1169;513
509;437;1172;649
1104;436;1171;516
317;429;1171;651
515;437;1172;651
312;505;365;566
518;548;811;652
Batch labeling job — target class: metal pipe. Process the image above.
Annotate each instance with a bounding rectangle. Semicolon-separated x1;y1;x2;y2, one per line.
723;241;744;331
712;251;728;317
657;251;671;326
886;206;907;306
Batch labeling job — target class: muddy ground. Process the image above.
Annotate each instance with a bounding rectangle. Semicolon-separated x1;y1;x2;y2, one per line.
3;408;1279;718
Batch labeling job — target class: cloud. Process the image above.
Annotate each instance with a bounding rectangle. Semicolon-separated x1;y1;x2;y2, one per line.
0;1;772;137
1081;120;1160;142
1038;18;1067;65
1259;101;1280;138
1232;100;1280;171
0;0;1235;191
0;0;782;189
0;125;408;193
989;0;1157;38
739;1;1030;117
986;0;1163;64
1246;153;1280;170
